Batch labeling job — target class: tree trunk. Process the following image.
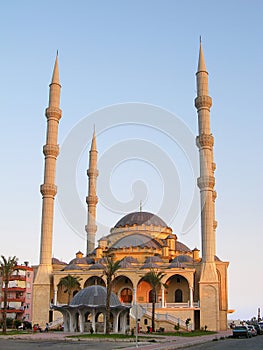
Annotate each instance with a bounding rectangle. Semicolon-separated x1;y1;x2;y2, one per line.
152;289;156;332
105;278;111;334
2;280;8;334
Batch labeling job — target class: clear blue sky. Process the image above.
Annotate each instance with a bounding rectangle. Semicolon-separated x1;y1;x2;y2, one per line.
1;1;262;321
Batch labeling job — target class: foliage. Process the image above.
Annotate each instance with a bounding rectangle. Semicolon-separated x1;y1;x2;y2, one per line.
185;318;191;330
0;255;18;334
57;274;82;304
101;253;121;334
174;322;180;331
142;269;166;332
14;319;21;329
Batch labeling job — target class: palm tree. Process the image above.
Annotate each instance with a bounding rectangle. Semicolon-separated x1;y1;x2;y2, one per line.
143;269;166;332
58;274;82;305
0;255;18;334
101;255;121;334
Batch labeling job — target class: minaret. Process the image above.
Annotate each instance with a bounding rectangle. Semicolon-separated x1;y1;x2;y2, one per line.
195;40;219;331
32;53;62;327
85;129;99;255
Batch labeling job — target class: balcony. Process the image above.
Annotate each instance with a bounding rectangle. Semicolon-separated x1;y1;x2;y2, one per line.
9;275;26;281
4;297;25;303
0;307;25;314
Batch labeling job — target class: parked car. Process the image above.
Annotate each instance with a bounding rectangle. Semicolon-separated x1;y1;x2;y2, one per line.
253;323;263;335
232;325;252;338
247;325;257;336
259;322;263;332
18;321;32;330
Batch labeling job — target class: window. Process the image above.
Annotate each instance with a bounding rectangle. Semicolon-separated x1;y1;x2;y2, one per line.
120;288;132;303
175;289;183;302
26;293;31;299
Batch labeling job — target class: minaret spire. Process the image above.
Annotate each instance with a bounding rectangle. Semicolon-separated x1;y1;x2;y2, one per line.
33;53;62;327
195;40;219;331
85;128;99;255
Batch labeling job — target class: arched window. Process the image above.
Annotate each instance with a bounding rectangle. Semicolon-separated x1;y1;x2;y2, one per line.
175;289;183;302
120;288;132;303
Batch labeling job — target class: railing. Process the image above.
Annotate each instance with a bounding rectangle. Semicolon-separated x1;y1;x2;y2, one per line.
138;301;200;309
165;301;200;308
48;317;63;329
141;307;192;331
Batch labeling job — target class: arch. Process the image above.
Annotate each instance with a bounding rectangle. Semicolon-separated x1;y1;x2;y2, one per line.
84;311;92;322
137;278;152;304
84;276;105;288
166;274;190;303
73;290;79;297
112;275;134;302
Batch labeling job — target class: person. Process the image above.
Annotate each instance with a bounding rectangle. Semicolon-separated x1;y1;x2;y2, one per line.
44;323;49;332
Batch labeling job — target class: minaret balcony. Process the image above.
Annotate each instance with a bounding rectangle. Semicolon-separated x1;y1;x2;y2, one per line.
40;183;57;197
87;169;99;177
45;107;62;121
196;134;214;148
86;195;98;205
43;144;59;157
194;95;212;110
197;176;215;190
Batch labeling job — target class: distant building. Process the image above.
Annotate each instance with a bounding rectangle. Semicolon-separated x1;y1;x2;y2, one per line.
0;262;34;322
32;42;230;332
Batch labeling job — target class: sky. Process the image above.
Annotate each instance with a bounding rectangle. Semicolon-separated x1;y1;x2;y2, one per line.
1;1;262;321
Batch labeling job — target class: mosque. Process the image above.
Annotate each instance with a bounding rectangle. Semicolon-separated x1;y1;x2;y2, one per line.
32;42;229;332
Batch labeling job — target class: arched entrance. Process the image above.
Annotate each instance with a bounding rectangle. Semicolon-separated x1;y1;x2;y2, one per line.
84;276;105;287
166;274;190;304
112;275;133;304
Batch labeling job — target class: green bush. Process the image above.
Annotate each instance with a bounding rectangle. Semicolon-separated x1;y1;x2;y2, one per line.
14;319;21;329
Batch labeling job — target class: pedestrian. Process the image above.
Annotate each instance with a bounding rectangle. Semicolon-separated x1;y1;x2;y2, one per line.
44;323;49;332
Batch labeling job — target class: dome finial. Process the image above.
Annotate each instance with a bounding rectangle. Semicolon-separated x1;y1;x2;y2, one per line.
140;200;142;212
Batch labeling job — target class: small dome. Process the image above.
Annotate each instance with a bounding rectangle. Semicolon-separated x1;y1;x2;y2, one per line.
114;211;168;228
121;256;138;264
111;233;161;249
88;263;104;270
52;258;67;265
140;262;160;269
119;260;132;268
171;255;193;263
63;263;83;271
70;285;120;306
69;256;93;265
176;241;191;253
144;256;162;263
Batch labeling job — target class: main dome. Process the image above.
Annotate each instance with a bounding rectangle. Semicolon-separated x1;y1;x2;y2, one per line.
114;211;168;228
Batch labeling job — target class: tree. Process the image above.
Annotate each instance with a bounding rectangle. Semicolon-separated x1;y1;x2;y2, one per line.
101;255;121;334
0;255;18;334
57;274;82;305
143;269;166;332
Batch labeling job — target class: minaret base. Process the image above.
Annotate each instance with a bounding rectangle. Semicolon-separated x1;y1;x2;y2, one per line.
199;262;219;331
32;265;52;328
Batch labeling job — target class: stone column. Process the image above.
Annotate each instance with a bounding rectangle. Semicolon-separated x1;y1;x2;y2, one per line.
161;285;165;308
133;288;137;305
54;288;58;305
189;287;193;308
